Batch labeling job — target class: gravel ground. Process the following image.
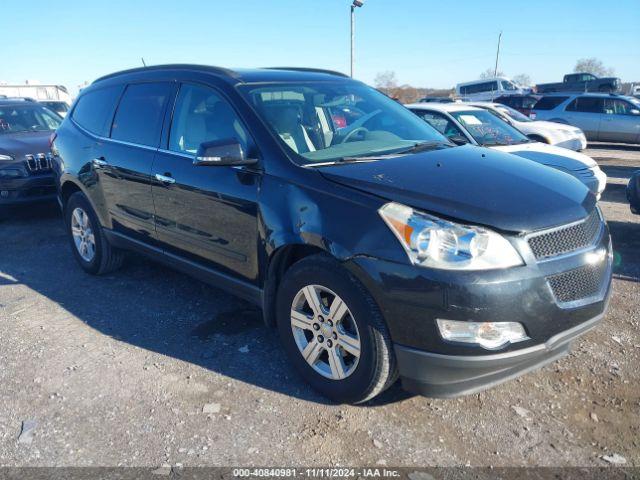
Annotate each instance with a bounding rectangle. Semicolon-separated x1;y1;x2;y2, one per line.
0;143;638;468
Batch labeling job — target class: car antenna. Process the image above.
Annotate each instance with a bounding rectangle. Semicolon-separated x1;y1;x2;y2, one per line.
141;57;147;67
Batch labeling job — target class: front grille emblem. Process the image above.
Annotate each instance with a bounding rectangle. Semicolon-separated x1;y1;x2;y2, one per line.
24;153;52;172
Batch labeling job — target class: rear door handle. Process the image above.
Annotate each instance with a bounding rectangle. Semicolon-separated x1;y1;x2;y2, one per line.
92;157;108;167
155;173;176;185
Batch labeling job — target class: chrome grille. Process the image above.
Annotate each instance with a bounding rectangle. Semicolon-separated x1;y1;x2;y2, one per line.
547;261;607;304
528;209;601;260
25;153;52;173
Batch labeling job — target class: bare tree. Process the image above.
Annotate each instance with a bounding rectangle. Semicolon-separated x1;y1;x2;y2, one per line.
512;74;532;87
573;58;615;77
374;71;398;89
479;68;505;79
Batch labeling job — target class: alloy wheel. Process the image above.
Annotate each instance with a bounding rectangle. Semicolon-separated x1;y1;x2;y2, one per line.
290;285;361;380
71;207;96;262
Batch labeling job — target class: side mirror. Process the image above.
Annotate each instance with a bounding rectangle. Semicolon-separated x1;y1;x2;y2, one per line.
194;139;257;166
630;109;640;116
448;134;469;146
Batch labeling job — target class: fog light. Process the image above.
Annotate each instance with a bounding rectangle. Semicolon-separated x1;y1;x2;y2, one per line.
436;319;529;350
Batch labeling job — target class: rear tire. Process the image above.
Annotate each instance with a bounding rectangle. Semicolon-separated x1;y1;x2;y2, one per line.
276;254;398;404
64;191;124;275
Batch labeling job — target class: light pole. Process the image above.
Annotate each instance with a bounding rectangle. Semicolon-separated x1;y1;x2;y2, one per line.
494;31;502;77
350;0;364;78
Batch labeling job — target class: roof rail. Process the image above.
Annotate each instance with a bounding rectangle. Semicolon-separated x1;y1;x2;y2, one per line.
93;64;238;84
264;67;350;78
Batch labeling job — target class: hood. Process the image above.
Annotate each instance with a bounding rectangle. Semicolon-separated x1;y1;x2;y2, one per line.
492;142;597;170
318;145;594;233
0;130;52;159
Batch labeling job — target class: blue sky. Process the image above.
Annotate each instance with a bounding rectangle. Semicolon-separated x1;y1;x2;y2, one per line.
3;0;639;94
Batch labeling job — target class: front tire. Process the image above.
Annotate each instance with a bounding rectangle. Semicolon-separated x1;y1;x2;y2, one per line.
65;191;124;275
276;254;397;404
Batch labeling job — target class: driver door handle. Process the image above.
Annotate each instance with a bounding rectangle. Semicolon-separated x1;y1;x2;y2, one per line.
155;173;176;185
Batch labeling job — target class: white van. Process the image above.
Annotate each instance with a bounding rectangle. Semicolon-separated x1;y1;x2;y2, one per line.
455;77;526;101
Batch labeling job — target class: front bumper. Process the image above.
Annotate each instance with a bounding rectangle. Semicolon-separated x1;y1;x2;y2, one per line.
345;219;612;397
0;173;57;206
395;310;604;397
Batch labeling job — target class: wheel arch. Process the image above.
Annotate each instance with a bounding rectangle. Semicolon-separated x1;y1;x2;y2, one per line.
60;179;83;209
262;243;332;328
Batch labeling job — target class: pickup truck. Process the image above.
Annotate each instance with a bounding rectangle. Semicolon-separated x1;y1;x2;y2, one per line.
536;73;621;94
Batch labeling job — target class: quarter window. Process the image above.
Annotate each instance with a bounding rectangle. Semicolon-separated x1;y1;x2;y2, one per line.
72;86;122;136
169;84;251;154
111;83;171;147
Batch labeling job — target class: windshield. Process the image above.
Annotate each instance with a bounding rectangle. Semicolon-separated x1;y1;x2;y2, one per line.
493;104;532;122
238;81;449;164
0;104;62;134
451;109;529;146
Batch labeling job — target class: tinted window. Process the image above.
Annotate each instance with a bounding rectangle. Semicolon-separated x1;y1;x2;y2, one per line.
461;82;494;95
495;96;519;108
565;97;604;113
534;96;569;110
72;86;122;136
111;83;171;146
169;84;251;154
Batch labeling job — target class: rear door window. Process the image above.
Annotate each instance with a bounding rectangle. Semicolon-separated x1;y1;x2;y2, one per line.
110;83;172;147
71;86;122;136
533;96;569;110
566;97;604;113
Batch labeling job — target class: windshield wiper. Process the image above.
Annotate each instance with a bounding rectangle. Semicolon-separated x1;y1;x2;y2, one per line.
395;140;452;154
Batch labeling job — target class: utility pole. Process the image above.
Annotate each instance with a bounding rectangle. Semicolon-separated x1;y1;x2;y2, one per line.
350;1;364;78
494;31;502;77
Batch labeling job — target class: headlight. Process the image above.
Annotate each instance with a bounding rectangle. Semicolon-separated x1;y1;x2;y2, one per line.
379;202;523;270
0;154;15;161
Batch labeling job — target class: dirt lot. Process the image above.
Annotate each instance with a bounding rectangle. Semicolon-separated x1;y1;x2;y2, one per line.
0;143;638;469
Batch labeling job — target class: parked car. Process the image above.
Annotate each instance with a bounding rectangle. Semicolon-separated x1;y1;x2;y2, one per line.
53;65;612;403
531;93;640;143
407;103;606;197
466;101;587;151
0;98;62;210
493;94;541;117
456;77;527;101
536;73;621;94
628;170;640;214
40;100;70;118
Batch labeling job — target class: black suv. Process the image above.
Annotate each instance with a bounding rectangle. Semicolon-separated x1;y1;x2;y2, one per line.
53;65;612;403
0;99;62;209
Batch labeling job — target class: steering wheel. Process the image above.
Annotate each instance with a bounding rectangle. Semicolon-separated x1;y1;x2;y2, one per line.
340;127;369;144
